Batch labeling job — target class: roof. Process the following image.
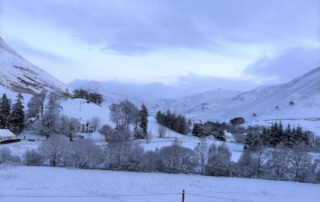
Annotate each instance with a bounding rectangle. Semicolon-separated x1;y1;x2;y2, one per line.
0;129;16;137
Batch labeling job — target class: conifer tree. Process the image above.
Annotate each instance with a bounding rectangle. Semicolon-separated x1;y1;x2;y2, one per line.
10;93;25;134
139;103;148;138
0;94;11;129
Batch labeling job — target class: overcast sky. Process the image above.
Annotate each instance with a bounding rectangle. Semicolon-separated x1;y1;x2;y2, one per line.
1;0;320;92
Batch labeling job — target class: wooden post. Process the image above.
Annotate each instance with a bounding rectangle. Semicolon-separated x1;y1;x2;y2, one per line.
182;189;185;202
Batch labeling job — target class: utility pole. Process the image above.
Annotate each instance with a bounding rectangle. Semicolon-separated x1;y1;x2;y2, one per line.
182;189;185;202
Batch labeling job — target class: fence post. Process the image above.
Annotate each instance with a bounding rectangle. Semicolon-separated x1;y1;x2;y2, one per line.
182;189;185;202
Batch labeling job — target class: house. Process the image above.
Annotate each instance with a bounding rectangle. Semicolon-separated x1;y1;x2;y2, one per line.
80;122;94;133
0;129;20;144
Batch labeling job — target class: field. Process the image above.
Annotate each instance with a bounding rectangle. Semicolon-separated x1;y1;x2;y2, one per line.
0;166;319;202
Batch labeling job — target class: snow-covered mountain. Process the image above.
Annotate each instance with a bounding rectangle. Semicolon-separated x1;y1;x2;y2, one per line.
67;66;320;123
193;67;320;122
149;89;241;116
0;37;66;95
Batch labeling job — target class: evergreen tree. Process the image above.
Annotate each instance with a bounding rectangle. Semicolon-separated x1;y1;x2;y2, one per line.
0;94;11;129
139;104;148;138
10;93;25;134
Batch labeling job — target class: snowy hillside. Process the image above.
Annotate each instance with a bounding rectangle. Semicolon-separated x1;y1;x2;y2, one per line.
0;37;65;95
149;88;241;116
188;67;320;123
68;80;139;105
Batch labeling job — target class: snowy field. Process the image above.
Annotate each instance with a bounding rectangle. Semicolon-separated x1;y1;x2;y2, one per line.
0;166;319;202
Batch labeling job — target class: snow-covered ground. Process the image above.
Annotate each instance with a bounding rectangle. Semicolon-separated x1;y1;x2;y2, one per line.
0;166;319;202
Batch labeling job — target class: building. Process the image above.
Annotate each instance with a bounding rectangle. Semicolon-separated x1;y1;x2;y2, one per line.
0;129;20;144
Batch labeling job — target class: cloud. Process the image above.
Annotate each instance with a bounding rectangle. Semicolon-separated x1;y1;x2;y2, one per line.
244;47;320;82
4;0;318;55
9;39;71;65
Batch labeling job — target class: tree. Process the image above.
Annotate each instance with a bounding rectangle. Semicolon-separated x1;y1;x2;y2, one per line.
0;94;11;129
89;116;101;131
10;93;25;134
237;150;256;178
139;103;148;138
105;130;133;169
99;124;114;141
26;92;44;119
193;138;208;174
159;144;195;173
39;135;68;167
156;110;190;135
265;145;291;180
0;147;21;164
23;150;44;166
138;150;161;172
205;144;232;176
40;92;62;138
63;139;104;168
290;144;313;182
58;116;80;141
158;125;167;138
109;100;139;131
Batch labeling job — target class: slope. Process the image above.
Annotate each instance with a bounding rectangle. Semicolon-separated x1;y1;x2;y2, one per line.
0;37;65;95
193;67;320;122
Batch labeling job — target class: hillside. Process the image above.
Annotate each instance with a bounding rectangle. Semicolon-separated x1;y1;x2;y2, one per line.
0;37;65;95
185;67;320;122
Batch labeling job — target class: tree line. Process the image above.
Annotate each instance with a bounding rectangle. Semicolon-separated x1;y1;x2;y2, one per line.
156;110;190;135
1;134;319;184
244;122;318;151
72;89;103;105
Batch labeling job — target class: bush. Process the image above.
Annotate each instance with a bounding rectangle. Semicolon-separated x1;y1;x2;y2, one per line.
63;139;104;169
23;150;44;166
230;117;245;126
289;100;295;106
158;144;195;173
0;147;21;164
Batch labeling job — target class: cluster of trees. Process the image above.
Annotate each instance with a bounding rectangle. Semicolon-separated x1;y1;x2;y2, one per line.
244;123;315;150
0;93;25;134
26;91;85;140
108;100;149;140
4;134;317;183
192;121;227;141
156;110;190;135
238;144;320;182
72;89;103;105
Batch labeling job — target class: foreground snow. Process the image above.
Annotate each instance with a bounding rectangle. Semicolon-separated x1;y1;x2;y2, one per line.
0;166;319;202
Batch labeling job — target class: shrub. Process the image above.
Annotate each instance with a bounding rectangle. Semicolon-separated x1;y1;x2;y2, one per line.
23;150;44;166
230;117;245;126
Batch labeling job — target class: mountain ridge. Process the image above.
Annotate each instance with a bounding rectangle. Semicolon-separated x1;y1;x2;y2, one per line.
0;37;66;95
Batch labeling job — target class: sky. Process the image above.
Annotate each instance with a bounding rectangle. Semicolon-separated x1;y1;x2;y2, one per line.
1;0;320;94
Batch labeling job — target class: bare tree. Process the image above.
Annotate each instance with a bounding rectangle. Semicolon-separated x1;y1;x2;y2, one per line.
205;144;232;176
265;145;291;180
90;116;101;131
40;92;62;138
63;139;103;168
158;125;167;138
290;144;313;181
99;124;114;141
39;135;68;167
193;138;208;174
109;100;139;131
